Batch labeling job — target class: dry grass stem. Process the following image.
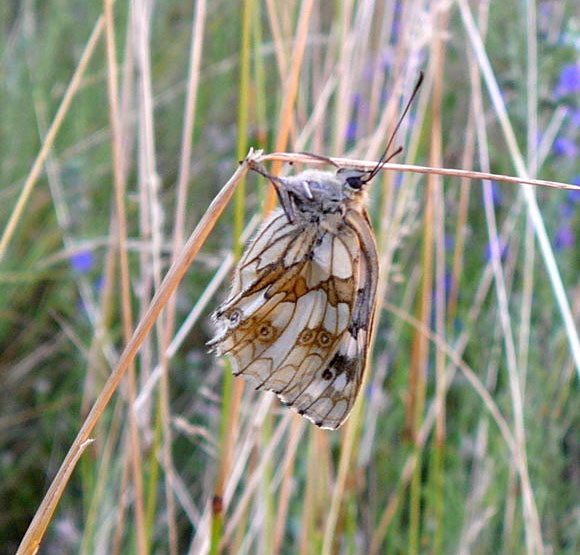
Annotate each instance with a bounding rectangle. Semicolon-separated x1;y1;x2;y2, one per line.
259;152;579;191
16;151;256;553
5;3;578;553
0;17;105;261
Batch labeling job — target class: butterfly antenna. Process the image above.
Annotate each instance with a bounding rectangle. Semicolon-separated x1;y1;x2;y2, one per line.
364;71;424;182
248;160;284;184
299;151;340;168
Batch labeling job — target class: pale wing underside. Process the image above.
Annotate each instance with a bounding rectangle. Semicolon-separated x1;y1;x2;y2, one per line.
211;208;378;429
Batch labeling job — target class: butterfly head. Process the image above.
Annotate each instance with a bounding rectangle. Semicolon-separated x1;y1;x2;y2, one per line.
336;167;376;195
247;71;424;223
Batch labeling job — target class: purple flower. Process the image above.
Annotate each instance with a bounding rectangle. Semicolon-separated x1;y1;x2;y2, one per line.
346;93;363;142
538;1;552;18
70;250;94;273
380;89;389;104
381;50;392;72
491;181;502;206
554;64;580;98
568;181;580;204
95;275;105;292
553;137;578;158
445;272;453;296
445;234;454;250
346;119;357;142
554;226;574;250
484;238;508;261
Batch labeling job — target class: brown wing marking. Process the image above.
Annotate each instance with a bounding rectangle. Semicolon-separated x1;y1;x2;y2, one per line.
253;231;358;396
220;231;357;398
289;332;367;429
231;289;328;389
228;271;354;392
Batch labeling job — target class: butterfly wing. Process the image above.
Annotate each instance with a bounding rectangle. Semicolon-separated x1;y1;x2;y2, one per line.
282;210;378;428
210;208;378;429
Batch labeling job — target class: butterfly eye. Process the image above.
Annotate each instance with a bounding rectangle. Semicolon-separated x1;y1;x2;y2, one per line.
338;168;369;190
346;176;364;189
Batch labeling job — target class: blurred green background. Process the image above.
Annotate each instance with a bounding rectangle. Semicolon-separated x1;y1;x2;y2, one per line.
1;1;578;553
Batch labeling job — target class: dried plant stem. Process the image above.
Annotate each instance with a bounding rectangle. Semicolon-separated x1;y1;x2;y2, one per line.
16;152;255;555
386;299;520;457
221;414;292;546
81;398;124;553
0;16;104;261
210;3;253;553
332;0;355;157
273;418;304;553
16;440;95;554
370;299;523;553
464;4;543;549
429;5;450;552
104;1;147;552
265;0;315;214
371;188;527;552
457;0;580;384
259;152;578;191
321;404;359;555
407;126;433;555
158;2;208;552
298;429;317;554
520;0;539;395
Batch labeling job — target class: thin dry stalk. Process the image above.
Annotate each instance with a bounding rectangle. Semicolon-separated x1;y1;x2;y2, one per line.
265;0;315;214
29;95;120;434
265;0;289;81
221;415;292;547
272;418;304;552
159;2;208;552
331;0;355;157
210;4;254;551
369;188;532;551
16;151;256;555
260;152;579;191
298;429;317;554
321;393;362;554
457;0;580;380
104;1;147;551
369;299;523;551
0;17;104;261
15;440;95;555
406;94;433;555
468;16;541;549
518;0;539;389
429;4;450;551
447;38;479;324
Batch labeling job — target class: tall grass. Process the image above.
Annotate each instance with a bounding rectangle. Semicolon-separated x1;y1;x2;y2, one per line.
1;1;578;553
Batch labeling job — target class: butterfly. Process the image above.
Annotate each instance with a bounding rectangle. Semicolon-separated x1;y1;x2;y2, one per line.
209;74;423;429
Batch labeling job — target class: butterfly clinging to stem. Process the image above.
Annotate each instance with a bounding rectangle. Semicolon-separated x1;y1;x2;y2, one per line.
209;73;423;429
